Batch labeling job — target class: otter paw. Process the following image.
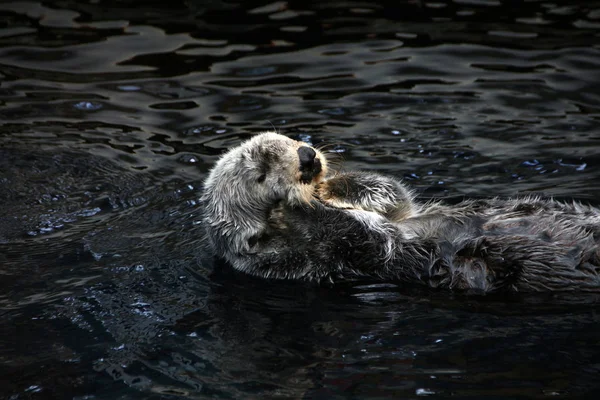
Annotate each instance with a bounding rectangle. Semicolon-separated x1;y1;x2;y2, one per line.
314;181;331;201
313;181;357;210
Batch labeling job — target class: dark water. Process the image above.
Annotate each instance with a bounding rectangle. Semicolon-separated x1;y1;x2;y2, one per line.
1;0;600;398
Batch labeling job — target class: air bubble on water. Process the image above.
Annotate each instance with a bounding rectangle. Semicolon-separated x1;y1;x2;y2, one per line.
78;207;101;217
184;126;214;135
179;154;199;164
74;101;103;111
318;107;346;116
416;388;436;396
328;145;346;153
522;159;539;166
117;85;141;91
297;134;312;144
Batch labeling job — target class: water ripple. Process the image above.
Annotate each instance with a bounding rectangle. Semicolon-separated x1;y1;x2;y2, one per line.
2;1;600;399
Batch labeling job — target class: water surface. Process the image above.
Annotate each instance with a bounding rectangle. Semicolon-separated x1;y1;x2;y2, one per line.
1;1;600;398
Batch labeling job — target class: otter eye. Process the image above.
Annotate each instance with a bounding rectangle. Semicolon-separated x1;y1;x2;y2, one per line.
256;163;269;183
248;234;260;247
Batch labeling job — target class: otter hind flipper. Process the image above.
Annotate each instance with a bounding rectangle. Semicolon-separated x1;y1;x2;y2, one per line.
439;234;600;292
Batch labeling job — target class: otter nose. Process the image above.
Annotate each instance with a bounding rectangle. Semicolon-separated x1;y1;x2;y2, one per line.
298;146;322;184
298;146;316;171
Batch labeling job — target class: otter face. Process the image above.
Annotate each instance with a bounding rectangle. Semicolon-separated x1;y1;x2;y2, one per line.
204;132;327;207
201;132;328;256
242;132;328;206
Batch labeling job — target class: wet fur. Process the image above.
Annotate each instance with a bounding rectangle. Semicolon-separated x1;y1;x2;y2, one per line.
201;132;600;292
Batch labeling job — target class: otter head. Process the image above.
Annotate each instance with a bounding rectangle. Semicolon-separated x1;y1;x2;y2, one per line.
201;132;328;259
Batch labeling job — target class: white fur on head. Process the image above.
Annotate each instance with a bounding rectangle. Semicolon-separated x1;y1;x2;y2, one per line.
201;132;327;259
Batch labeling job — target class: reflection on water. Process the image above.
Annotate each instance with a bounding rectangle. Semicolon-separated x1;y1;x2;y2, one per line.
1;0;600;398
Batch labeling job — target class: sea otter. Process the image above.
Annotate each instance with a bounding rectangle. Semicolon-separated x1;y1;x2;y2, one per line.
201;132;600;292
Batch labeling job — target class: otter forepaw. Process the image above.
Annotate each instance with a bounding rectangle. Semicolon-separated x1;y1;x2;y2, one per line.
314;181;357;210
316;172;419;221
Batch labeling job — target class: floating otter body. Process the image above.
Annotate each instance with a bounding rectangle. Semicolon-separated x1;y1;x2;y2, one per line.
201;132;600;292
